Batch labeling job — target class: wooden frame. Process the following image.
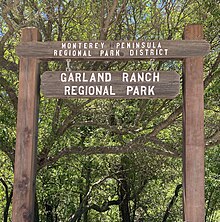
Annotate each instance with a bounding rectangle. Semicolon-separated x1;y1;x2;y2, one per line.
12;25;208;222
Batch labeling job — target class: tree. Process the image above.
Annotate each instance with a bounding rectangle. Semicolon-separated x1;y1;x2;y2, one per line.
0;0;219;221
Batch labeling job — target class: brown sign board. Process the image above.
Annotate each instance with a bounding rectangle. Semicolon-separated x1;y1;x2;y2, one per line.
17;40;210;60
41;71;180;99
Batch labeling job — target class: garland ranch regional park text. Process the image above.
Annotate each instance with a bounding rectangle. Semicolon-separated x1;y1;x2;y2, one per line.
60;71;160;96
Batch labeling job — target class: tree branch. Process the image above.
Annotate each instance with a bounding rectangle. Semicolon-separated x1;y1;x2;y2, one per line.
88;199;121;212
104;0;119;31
0;178;9;201
205;130;220;148
38;143;179;170
149;106;182;137
100;0;119;39
204;52;220;89
69;174;118;222
0;74;18;110
162;184;182;222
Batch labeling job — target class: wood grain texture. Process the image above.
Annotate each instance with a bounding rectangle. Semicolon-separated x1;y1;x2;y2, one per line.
12;27;40;222
41;71;180;99
183;24;205;222
16;40;210;60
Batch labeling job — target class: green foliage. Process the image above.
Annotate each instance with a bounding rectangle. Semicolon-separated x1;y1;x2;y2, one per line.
0;0;219;221
0;152;13;222
205;146;220;221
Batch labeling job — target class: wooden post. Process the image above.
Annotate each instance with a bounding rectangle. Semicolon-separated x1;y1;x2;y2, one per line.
183;25;205;221
12;27;41;222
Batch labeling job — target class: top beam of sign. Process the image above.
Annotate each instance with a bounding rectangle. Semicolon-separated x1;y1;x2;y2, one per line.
16;40;210;60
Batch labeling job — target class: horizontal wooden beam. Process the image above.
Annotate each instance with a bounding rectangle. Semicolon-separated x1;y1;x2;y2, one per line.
41;71;180;99
16;40;210;60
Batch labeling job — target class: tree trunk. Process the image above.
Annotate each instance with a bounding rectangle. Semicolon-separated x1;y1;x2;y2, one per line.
0;178;13;222
45;200;54;222
83;160;91;222
3;189;13;222
34;194;39;222
119;156;131;222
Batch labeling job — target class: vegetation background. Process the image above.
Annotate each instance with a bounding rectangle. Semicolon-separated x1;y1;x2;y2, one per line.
0;0;219;221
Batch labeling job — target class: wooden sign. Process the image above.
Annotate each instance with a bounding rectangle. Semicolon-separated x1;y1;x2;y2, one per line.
13;25;209;222
16;40;210;60
41;71;180;99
